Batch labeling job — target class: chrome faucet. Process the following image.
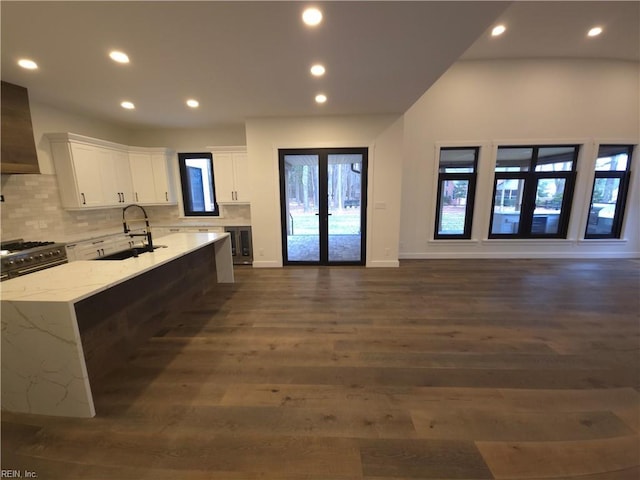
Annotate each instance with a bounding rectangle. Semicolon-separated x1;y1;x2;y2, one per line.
122;204;154;251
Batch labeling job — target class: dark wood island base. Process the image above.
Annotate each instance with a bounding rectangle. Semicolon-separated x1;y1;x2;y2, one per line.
75;245;218;385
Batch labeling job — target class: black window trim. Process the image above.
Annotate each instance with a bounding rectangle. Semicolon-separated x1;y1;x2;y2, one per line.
489;144;579;239
584;144;634;239
434;146;479;240
177;152;220;217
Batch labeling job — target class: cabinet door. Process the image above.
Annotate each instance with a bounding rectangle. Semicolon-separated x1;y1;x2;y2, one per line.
151;153;174;203
70;143;106;207
98;148;122;206
113;149;134;204
213;153;235;203
129;153;157;204
232;152;250;202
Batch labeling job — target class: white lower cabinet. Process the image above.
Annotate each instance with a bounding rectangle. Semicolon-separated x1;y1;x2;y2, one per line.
66;236;138;261
153;226;224;237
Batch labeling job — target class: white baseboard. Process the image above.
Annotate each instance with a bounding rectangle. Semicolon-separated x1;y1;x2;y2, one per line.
367;260;400;268
251;260;282;268
399;252;640;260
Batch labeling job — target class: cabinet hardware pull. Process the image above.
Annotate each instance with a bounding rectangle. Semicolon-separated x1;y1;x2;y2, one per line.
81;193;86;204
135;192;139;202
165;192;168;201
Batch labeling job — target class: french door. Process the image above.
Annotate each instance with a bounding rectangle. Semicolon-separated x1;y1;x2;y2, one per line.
279;148;368;265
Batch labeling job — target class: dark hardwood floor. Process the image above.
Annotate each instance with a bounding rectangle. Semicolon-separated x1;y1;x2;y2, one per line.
2;259;639;479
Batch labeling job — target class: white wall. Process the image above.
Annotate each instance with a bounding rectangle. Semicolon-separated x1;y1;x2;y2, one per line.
245;114;402;267
128;126;246;151
401;59;640;258
30;101;132;174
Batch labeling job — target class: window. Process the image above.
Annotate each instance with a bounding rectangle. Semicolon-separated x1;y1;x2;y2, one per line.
178;152;219;216
434;147;479;239
585;145;634;239
489;145;579;238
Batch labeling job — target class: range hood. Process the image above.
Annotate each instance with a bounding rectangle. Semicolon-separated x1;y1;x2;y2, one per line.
1;81;40;174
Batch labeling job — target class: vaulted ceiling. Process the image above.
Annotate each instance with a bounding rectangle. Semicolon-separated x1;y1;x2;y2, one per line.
1;1;637;130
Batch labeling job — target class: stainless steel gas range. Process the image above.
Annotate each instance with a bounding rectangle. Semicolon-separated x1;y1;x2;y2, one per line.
0;239;68;281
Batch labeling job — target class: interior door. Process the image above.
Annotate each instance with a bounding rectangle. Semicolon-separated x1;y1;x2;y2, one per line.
279;148;367;265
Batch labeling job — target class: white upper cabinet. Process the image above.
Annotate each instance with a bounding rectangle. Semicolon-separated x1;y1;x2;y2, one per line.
111;149;135;204
48;134;133;209
129;149;176;205
129;152;157;204
151;152;175;204
213;150;250;204
47;133;175;209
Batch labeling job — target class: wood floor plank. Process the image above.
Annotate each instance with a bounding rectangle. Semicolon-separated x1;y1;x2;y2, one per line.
359;438;493;479
77;404;418;439
476;435;640;479
499;388;640;411
411;409;634;441
16;430;363;477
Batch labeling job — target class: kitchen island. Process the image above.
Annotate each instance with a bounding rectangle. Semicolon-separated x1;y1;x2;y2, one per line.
1;232;233;418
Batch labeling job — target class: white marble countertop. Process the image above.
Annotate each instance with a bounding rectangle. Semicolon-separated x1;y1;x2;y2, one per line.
1;232;229;304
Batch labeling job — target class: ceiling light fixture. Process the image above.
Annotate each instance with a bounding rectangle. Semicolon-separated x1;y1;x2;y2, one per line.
18;59;38;70
310;64;326;76
302;7;322;26
186;99;200;108
587;26;603;37
491;25;506;36
120;101;135;110
109;50;130;63
315;94;327;104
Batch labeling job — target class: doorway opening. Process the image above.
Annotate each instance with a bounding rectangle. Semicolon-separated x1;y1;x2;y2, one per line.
279;148;368;265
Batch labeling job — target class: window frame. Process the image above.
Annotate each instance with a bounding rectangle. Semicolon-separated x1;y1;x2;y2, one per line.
584;144;634;239
489;144;579;239
434;146;479;240
177;152;220;217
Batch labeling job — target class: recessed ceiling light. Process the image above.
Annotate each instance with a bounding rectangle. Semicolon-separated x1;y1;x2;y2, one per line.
302;7;322;26
109;50;130;63
491;25;506;36
588;26;603;37
186;99;200;108
120;101;135;110
315;94;327;104
310;64;326;76
18;59;38;70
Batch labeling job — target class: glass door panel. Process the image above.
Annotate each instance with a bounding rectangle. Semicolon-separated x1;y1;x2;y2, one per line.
327;154;364;262
283;154;319;262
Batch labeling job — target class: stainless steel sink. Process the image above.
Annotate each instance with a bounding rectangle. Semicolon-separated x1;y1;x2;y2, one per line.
94;245;168;261
94;247;150;260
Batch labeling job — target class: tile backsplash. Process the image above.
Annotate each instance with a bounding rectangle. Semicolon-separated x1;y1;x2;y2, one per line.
0;174;251;242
